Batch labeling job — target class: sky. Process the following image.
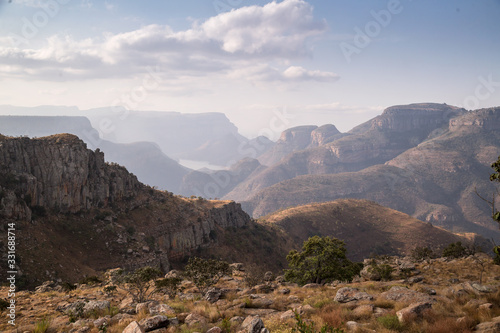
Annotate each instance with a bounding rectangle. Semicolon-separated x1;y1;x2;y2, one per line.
0;0;499;138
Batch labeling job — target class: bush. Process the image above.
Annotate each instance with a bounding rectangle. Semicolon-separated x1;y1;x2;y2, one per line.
285;236;361;285
79;275;102;285
377;314;403;330
442;242;468;258
184;257;231;295
155;277;182;298
367;260;394;281
411;246;435;261
115;266;163;303
61;281;77;292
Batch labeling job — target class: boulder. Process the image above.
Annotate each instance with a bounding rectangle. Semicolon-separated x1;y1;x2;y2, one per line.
205;287;222;303
207;327;222;333
396;302;433;323
123;321;145;333
149;304;175;315
139;315;170;332
185;313;208;327
334;287;373;303
241;316;265;333
475;316;500;333
83;300;110;314
380;286;435;304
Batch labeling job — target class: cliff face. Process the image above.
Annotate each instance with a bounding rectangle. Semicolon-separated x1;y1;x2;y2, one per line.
449;107;500;131
0;134;142;218
0;134;256;285
373;103;466;132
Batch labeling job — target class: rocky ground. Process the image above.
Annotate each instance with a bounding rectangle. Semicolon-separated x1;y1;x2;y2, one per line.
1;254;500;333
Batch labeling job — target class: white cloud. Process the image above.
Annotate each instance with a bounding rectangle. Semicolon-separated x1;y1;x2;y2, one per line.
0;0;333;84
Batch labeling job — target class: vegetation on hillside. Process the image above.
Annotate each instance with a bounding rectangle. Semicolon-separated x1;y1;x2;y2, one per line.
285;236;361;285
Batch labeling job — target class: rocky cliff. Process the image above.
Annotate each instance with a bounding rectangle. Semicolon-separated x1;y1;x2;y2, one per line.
0;134;259;286
0;134;142;218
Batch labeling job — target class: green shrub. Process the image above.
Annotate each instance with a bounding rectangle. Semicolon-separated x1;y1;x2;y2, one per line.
377;314;403;330
115;266;163;303
442;242;468;258
184;257;231;295
33;317;51;333
79;275;102;285
155;277;182;298
411;246;435;261
285;236;361;285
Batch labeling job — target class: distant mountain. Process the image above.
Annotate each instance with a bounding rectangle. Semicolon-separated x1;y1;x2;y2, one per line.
1;134;488;287
257;124;344;166
243;107;500;240
260;199;489;261
223;103;466;202
83;108;268;166
0;115;189;192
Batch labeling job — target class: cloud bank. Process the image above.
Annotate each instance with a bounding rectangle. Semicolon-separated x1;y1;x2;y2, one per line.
1;0;337;84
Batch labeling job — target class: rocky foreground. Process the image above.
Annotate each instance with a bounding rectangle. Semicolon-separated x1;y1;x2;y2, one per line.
1;254;500;333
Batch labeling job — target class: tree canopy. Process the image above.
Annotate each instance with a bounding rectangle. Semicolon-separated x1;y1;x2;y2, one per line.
490;155;500;223
284;236;361;285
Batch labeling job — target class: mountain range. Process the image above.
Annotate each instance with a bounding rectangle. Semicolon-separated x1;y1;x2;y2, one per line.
0;133;489;287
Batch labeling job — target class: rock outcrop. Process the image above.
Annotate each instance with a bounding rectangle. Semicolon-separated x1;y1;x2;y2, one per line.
0;134;142;218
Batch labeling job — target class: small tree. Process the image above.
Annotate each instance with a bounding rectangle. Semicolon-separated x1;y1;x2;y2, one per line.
115;266;162;303
184;257;231;295
155;277;182;298
442;242;468;259
284;236;361;285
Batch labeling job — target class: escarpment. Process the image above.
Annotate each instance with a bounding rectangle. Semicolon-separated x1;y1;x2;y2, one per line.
0;134;256;286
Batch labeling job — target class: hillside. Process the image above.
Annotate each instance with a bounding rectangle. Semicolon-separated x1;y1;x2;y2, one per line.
223;103;466;202
259;199;489;261
0;134;284;287
0;115;190;192
240;107;500;240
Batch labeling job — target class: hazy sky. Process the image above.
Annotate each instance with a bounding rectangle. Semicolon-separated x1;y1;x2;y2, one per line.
1;0;499;138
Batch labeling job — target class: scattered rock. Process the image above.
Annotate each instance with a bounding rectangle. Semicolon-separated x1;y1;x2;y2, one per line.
164;270;180;278
396;302;433;323
254;284;274;294
185;313;208;327
408;276;424;284
83;300;110;315
123;321;145;333
241;315;265;333
479;303;494;310
230;316;245;324
205;287;222;303
278;288;290;295
207;327;222;333
380;286;435;304
139;315;171;332
280;310;295;320
149;304;175;315
334;287;373;303
474;316;500;333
